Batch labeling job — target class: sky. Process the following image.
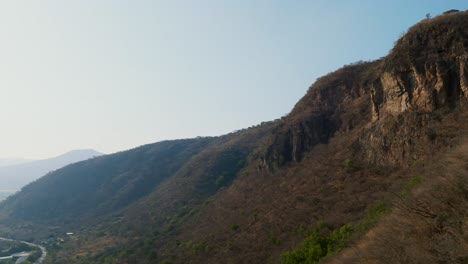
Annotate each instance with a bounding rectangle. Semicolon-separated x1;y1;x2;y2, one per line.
0;1;466;159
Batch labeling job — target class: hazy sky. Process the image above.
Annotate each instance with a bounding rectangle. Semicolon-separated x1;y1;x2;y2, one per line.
0;1;466;159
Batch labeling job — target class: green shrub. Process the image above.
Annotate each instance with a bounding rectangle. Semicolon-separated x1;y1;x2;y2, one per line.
282;202;390;264
282;222;341;264
282;228;327;264
327;224;354;255
356;201;390;232
344;159;353;170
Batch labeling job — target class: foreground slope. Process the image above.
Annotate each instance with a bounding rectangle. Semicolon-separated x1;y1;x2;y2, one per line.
327;124;468;263
0;11;466;264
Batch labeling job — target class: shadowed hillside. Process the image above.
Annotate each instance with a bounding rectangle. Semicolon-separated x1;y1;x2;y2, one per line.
0;10;466;264
0;139;213;225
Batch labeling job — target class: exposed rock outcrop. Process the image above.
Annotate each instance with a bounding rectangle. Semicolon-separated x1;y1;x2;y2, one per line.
264;11;467;168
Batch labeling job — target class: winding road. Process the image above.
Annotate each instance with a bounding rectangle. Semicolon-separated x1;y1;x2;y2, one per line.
0;237;46;264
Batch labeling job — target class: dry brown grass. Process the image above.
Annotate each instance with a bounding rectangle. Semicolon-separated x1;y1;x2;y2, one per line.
385;11;468;71
328;130;468;264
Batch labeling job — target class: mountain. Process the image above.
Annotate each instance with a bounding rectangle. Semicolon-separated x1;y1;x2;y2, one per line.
0;149;103;191
0;11;467;264
0;158;33;167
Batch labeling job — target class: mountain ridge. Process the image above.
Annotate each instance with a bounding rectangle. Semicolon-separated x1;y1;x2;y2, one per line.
0;158;33;167
0;149;103;191
0;11;466;264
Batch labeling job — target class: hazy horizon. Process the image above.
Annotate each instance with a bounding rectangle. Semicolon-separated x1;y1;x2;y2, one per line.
1;1;466;159
0;149;103;161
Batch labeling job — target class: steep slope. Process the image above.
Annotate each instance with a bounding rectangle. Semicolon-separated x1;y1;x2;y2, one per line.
118;11;466;264
0;149;103;191
327;123;468;264
153;33;466;264
0;10;466;264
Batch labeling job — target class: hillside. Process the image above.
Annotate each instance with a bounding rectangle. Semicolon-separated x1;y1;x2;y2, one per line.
327;129;468;263
0;149;103;192
0;11;466;264
0;140;214;225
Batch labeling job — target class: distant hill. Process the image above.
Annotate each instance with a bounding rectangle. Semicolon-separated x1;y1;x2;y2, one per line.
0;149;103;191
0;158;33;167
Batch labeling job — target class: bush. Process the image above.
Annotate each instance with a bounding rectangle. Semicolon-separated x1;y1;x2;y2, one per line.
282;229;327;264
282;202;390;264
327;224;354;255
356;201;390;232
344;159;353;171
282;223;353;264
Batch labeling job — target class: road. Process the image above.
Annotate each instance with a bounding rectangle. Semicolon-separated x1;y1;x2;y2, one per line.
0;237;47;264
15;256;28;264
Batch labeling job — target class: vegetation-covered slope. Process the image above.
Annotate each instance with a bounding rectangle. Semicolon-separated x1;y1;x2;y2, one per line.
0;138;214;225
0;10;466;264
0;149;102;191
328;125;468;264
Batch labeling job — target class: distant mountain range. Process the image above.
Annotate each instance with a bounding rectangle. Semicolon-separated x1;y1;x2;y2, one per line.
0;149;103;191
0;158;33;167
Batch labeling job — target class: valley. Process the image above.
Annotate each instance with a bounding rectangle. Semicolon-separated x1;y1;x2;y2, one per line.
0;237;46;264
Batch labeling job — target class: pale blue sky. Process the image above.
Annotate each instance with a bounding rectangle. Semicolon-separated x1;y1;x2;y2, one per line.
0;1;466;159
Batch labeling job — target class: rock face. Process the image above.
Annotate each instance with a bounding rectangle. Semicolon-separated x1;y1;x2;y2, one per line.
375;60;467;118
264;11;467;168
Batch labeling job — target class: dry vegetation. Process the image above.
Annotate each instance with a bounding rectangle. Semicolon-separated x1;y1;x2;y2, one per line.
385;11;468;70
328;132;468;264
1;10;467;264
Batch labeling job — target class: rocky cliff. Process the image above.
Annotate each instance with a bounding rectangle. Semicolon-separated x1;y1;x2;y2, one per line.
153;11;467;264
264;11;467;169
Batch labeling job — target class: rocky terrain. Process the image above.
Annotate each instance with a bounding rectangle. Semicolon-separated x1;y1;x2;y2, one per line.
0;10;466;264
